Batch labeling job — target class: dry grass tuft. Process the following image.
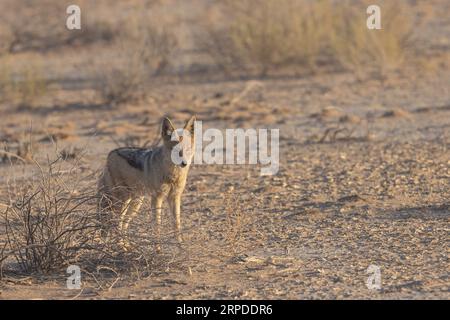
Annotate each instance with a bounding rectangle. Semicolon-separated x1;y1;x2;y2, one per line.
0;130;37;164
215;182;264;258
330;1;415;78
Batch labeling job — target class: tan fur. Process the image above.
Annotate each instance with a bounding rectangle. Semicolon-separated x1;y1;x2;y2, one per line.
98;116;196;251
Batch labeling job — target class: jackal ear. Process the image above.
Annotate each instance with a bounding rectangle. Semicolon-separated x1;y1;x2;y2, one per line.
161;117;175;140
184;115;196;136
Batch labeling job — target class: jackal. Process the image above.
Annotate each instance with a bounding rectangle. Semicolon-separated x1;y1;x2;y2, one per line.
98;116;196;250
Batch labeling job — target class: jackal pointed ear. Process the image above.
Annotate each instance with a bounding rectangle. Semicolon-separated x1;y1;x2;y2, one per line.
161;117;175;140
184;115;196;136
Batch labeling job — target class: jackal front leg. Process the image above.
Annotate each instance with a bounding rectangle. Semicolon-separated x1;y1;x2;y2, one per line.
152;195;163;253
169;192;183;245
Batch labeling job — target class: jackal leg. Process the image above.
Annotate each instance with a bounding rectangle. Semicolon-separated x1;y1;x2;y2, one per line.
123;197;144;231
117;198;132;249
118;198;131;232
121;197;144;248
168;192;183;244
98;193;115;238
152;194;164;253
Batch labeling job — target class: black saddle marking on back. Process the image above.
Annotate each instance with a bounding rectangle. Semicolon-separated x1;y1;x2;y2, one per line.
116;147;148;171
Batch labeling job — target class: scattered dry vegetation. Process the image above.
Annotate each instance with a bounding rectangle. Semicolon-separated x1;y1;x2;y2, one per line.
0;0;116;55
97;15;178;105
0;0;448;299
200;0;331;76
222;189;258;256
0;0;430;109
0;146;262;285
200;0;418;78
330;1;415;78
0;56;48;108
0;129;37;165
0;148;187;285
0;163;99;274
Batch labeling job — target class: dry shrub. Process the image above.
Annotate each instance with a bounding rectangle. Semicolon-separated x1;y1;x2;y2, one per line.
0;126;37;165
223;194;252;253
0;56;48;107
200;0;417;78
201;0;333;77
0;151;187;281
0;158;99;274
217;184;263;257
0;140;35;165
97;14;178;105
330;1;414;77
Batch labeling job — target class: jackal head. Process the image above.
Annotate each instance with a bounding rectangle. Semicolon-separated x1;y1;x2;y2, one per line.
161;116;196;168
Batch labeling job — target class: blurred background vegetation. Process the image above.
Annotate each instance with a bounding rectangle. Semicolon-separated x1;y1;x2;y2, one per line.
0;0;447;107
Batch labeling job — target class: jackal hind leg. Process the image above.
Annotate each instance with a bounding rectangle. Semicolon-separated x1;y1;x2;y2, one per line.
118;198;132;248
97;192;118;240
97;194;111;239
121;197;144;249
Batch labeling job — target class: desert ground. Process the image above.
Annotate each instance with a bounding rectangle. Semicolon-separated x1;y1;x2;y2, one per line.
0;0;449;299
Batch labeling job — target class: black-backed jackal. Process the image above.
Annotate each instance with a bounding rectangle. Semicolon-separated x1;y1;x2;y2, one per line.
98;116;196;251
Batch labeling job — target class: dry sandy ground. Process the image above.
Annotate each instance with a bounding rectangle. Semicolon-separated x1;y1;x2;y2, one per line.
0;67;449;299
0;0;449;300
